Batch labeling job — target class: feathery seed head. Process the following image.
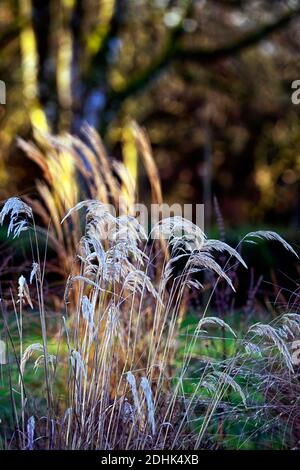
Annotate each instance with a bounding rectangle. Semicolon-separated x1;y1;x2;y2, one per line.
0;197;33;238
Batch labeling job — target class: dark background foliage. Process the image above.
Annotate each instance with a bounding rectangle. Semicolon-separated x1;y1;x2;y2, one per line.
0;0;299;230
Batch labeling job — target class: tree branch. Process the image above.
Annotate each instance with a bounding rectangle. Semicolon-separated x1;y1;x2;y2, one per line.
177;6;300;62
0;24;23;49
108;7;300;106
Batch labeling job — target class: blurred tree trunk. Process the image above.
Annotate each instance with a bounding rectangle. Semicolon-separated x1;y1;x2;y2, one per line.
19;0;49;132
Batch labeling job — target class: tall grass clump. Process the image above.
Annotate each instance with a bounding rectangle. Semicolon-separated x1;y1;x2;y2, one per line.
16;124;163;302
0;127;299;450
